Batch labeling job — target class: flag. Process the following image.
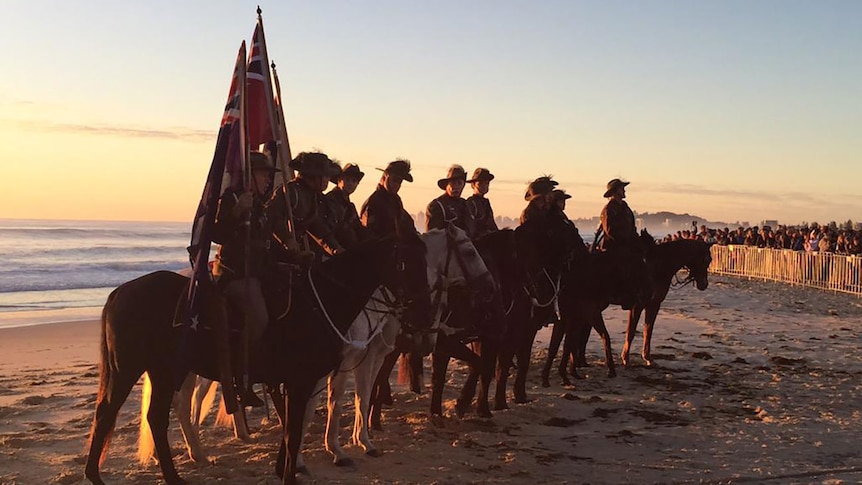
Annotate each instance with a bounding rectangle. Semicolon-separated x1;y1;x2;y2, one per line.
246;20;278;150
183;42;247;333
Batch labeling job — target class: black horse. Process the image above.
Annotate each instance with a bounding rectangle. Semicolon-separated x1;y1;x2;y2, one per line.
620;231;713;366
541;241;653;386
84;237;431;485
488;210;581;409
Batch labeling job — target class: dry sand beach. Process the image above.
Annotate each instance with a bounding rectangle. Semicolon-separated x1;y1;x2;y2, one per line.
1;275;861;485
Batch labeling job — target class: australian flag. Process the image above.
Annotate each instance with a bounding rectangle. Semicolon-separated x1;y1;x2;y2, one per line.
178;42;247;377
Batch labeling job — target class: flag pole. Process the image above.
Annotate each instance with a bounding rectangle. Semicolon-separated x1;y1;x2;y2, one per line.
256;7;298;242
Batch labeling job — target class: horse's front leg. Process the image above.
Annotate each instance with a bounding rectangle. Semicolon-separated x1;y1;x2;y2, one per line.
542;319;566;388
429;347;450;416
642;304;660;366
282;378;319;485
326;369;352;466
513;326;539;403
475;339;497;418
148;369;188;485
353;346;386;457
456;341;481;418
591;312;617;378
621;307;644;366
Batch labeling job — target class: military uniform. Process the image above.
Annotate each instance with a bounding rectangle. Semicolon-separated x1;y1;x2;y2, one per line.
426;194;469;232
360;183;414;238
599;198;637;252
325;186;365;249
465;195;497;239
269;180;343;257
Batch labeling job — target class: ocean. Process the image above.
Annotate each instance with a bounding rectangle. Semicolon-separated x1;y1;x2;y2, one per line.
0;219;190;329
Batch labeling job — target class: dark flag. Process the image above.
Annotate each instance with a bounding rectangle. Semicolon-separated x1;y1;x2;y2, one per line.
177;42;247;386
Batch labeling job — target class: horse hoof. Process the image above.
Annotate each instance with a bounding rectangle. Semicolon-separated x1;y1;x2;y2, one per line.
166;476;188;485
477;409;493;419
608;370;617;378
296;464;310;475
514;395;531;404
334;457;355;467
366;448;382;458
541;377;550;388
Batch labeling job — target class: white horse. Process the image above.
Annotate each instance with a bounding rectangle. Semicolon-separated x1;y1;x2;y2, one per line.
138;224;495;471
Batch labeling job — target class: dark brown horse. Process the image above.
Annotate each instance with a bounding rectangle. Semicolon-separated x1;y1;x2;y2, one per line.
84;238;398;485
541;244;652;386
620;232;713;366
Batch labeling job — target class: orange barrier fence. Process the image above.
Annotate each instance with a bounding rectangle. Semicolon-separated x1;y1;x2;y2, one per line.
709;245;862;297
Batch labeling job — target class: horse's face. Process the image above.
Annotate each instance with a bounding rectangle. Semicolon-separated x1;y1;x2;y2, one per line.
389;235;433;330
422;225;496;299
514;214;576;305
688;243;713;291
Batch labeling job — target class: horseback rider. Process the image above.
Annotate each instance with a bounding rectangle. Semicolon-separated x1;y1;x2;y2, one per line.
520;176;558;224
211;150;303;407
360;159;416;238
598;178;643;310
465;167;499;240
268;152;346;260
324;163;367;249
426;165;469;233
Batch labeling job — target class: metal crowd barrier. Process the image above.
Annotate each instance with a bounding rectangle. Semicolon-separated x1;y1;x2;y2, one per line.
709;245;862;297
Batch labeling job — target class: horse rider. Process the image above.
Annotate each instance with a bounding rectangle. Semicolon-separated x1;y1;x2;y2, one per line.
268;152;346;260
324;163;367;249
520;176;559;224
211;151;303;407
598;178;642;309
426;164;469;232
360;159;417;238
465;167;499;240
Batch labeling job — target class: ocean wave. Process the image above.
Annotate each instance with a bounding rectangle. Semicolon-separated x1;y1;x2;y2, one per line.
5;244;189;262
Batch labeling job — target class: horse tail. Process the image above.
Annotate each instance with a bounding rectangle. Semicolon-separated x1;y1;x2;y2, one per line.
215;391;233;429
136;373;155;465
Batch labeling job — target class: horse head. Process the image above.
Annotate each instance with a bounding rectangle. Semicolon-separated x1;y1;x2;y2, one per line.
387;229;433;331
687;240;713;291
422;223;496;301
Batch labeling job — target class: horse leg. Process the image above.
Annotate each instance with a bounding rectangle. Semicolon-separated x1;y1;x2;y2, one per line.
325;368;352;466
575;318;591;367
621;306;644;367
456;341;480;418
642;303;660;366
494;349;514;411
542;320;566;388
369;350;397;432
591;313;617;378
474;339;497;418
429;347;449;416
84;367;142;485
282;378;319;484
407;351;424;394
353;346;385;457
146;368;187;485
173;373;208;463
513;326;539;403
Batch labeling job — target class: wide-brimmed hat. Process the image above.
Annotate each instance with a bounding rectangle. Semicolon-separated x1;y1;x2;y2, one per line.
551;189;571;201
524;176;559;200
339;163;365;181
250;151;280;172
467;167;495;183
437;164;468;190
289;152;340;178
377;159;413;183
603;178;629;198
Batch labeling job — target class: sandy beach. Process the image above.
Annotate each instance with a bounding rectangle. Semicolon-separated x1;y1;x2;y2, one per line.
1;275;861;485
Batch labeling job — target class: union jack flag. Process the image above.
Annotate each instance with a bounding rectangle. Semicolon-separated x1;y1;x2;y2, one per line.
247;21;277;150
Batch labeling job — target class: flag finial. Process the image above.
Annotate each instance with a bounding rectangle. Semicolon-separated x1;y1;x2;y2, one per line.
271;60;277;70
257;5;262;16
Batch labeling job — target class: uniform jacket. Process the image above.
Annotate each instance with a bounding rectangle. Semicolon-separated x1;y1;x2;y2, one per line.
426;194;468;232
324;187;365;249
466;194;498;240
268;180;342;255
212;188;275;280
360;183;415;238
599;198;637;251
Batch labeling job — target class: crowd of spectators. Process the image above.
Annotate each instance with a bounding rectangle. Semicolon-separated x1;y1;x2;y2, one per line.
659;223;862;255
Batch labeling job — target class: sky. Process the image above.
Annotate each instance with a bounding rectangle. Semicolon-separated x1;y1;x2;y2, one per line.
1;0;860;226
